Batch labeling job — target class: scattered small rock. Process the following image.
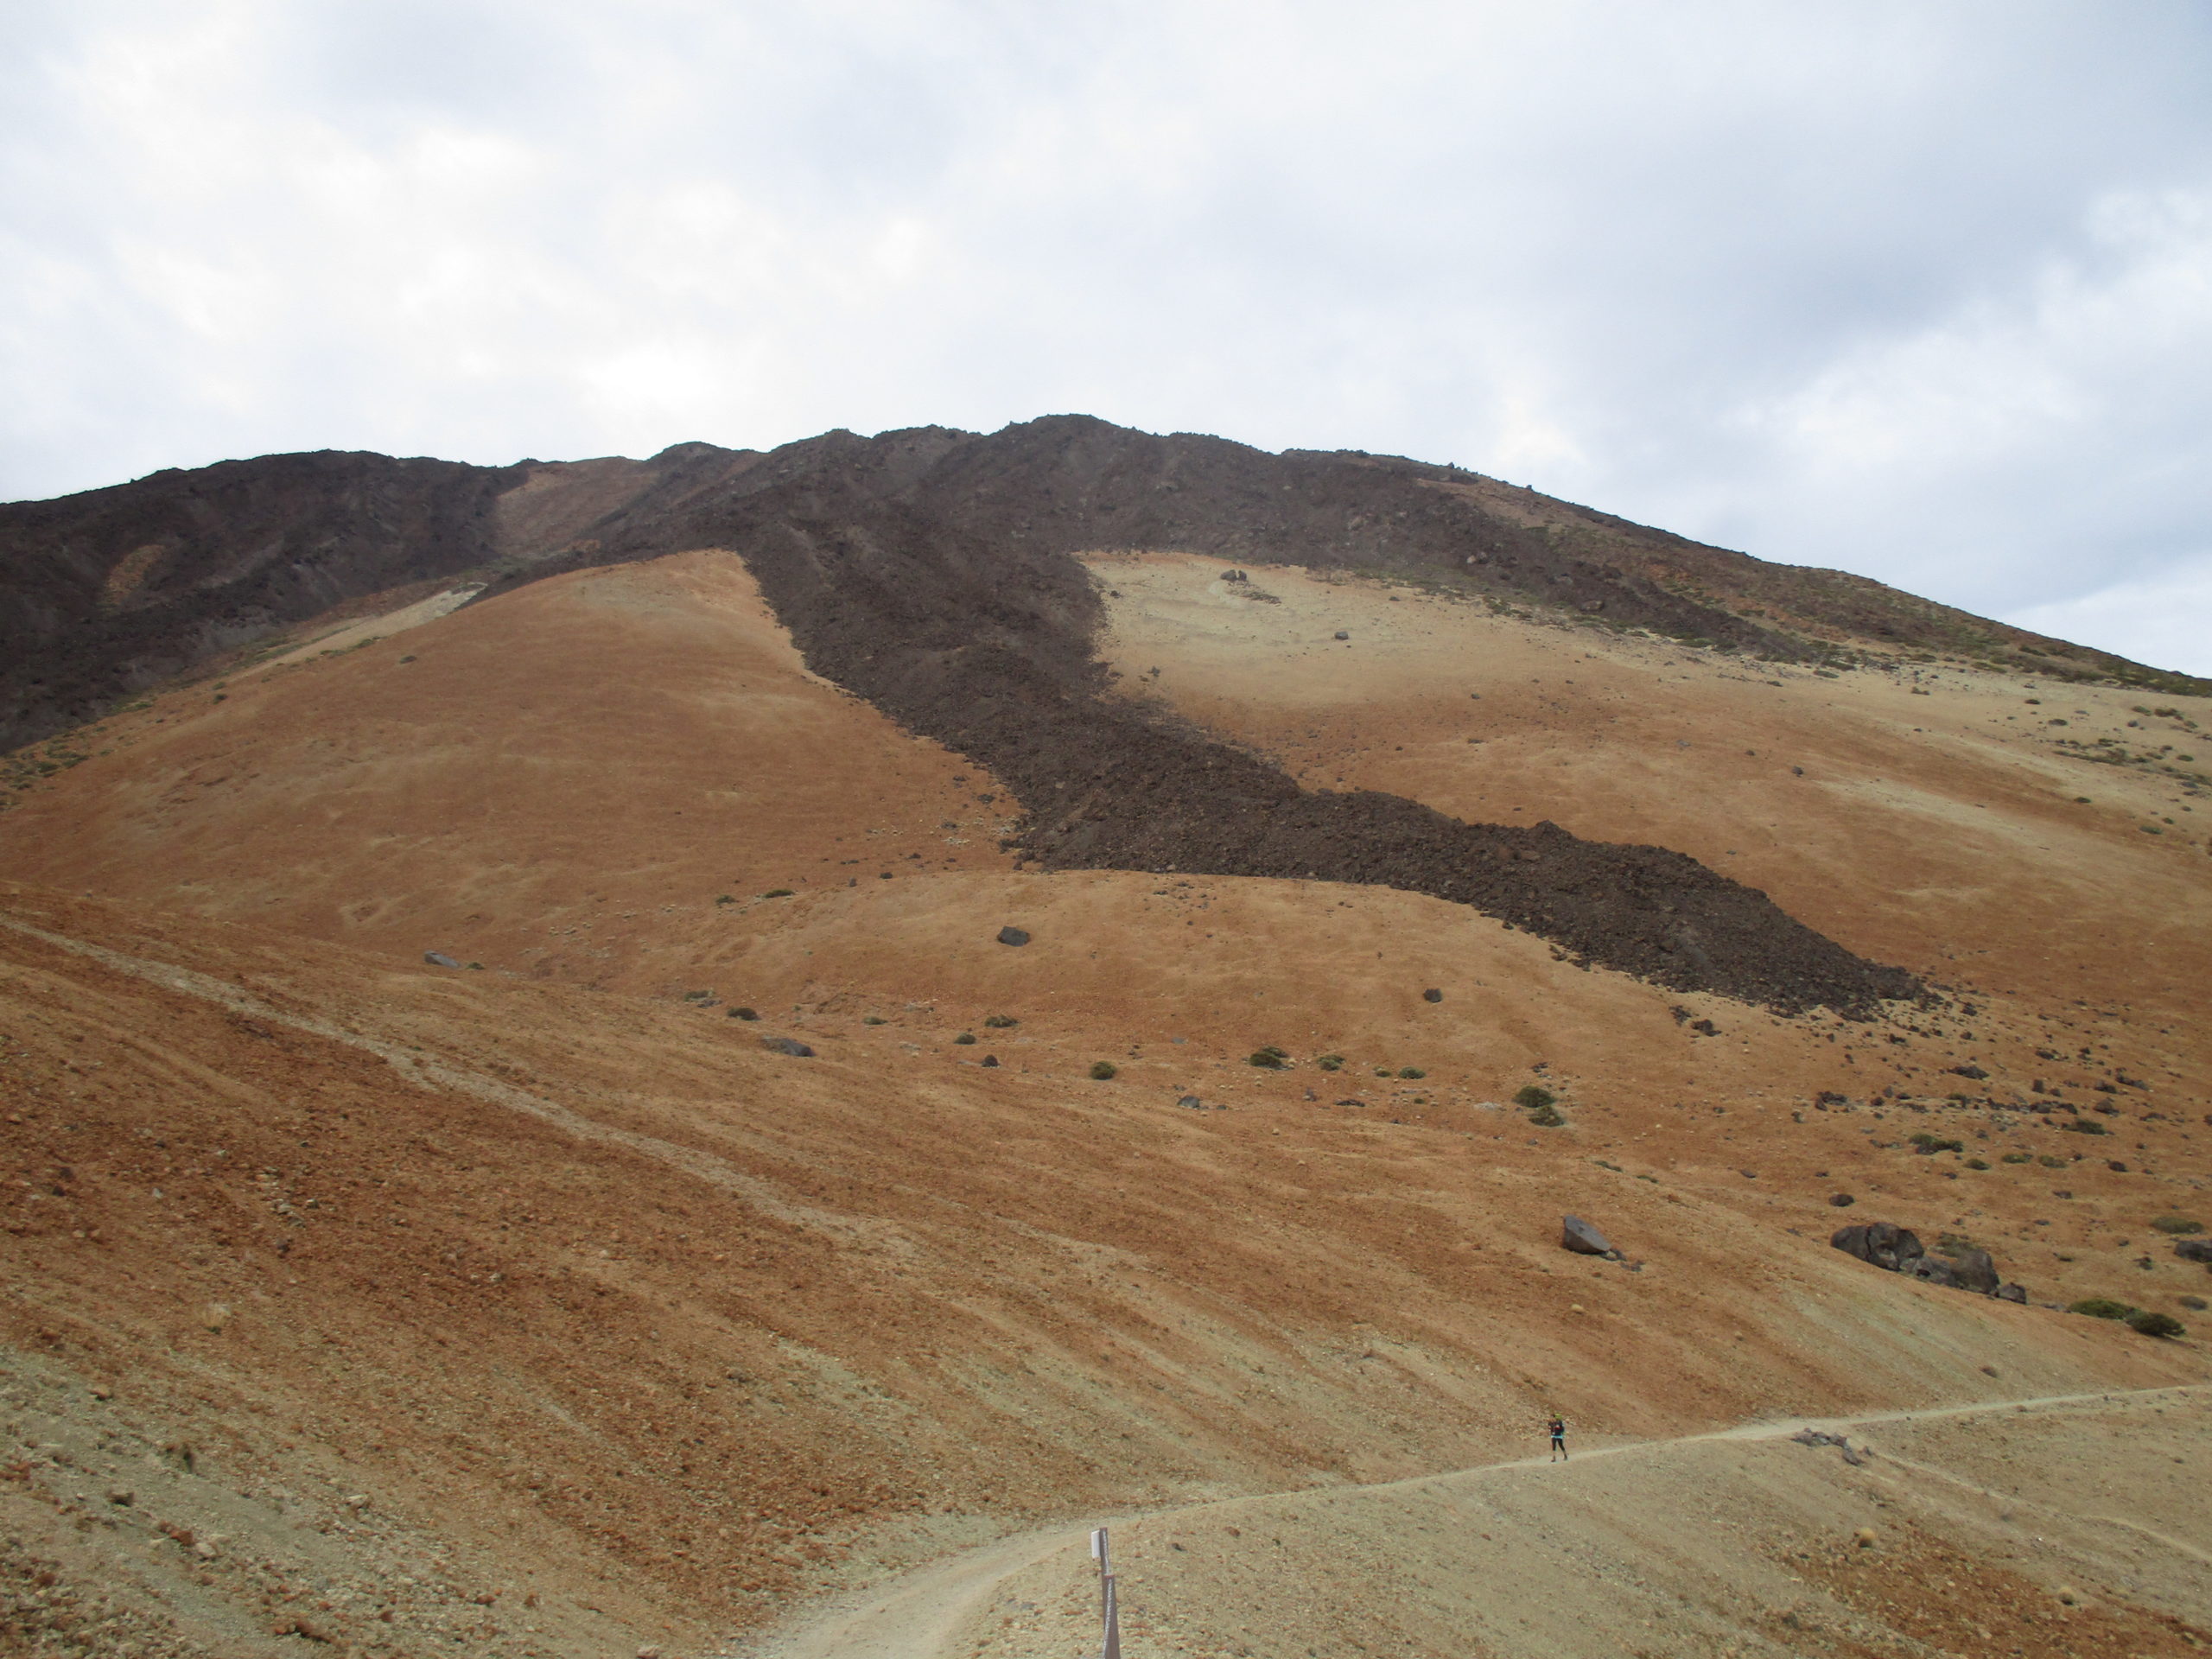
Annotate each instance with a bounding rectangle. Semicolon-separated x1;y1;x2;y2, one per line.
1333;631;1350;640
760;1037;815;1058
2175;1239;2212;1264
996;926;1030;946
1560;1216;1611;1255
105;1489;133;1506
1178;1095;1205;1110
423;951;461;969
1828;1192;1855;1207
1421;988;1442;1003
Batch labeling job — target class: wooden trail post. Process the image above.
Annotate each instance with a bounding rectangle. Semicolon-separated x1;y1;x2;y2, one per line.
1090;1527;1120;1659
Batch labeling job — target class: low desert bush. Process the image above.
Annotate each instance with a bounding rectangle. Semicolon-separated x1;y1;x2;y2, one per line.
1089;1061;1117;1080
2126;1310;2185;1338
2151;1215;2204;1235
983;1014;1020;1028
2068;1298;2136;1321
1514;1084;1557;1111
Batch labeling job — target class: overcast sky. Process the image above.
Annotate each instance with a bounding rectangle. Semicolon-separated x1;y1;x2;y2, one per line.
5;2;2210;672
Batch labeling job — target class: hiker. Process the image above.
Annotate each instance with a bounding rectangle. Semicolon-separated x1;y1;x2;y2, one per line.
1548;1414;1567;1461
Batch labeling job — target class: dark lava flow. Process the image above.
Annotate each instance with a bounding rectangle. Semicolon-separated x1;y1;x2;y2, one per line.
628;419;1921;1015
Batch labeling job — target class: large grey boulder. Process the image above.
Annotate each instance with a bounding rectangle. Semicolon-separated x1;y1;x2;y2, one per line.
2176;1239;2212;1264
1830;1221;1925;1271
996;926;1031;947
1945;1247;2000;1294
423;950;461;969
1904;1254;1960;1288
1560;1216;1612;1256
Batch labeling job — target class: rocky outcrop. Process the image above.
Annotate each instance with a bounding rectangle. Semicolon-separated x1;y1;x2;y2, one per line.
1832;1222;2024;1302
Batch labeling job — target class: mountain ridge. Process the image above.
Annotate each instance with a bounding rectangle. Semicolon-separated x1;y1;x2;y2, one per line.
7;416;2203;759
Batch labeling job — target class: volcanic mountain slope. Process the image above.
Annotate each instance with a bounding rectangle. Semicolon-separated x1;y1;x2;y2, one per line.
0;426;2209;1657
10;414;2175;1016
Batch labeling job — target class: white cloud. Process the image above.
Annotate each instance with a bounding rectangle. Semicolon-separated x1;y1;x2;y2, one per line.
3;0;2210;671
2005;554;2212;678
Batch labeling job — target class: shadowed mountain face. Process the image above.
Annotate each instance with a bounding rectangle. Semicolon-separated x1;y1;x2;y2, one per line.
20;413;2127;1010
0;451;527;747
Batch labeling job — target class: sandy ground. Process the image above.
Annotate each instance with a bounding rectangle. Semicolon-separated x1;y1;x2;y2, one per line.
754;1387;2212;1659
0;550;2207;1656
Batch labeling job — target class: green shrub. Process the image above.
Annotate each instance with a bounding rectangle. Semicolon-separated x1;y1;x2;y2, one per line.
2038;1155;2069;1168
1375;1067;1394;1077
728;1007;760;1021
760;888;794;899
1315;1054;1344;1071
715;894;735;905
1249;1051;1287;1069
1398;1067;1425;1080
1089;1061;1117;1081
953;1033;977;1046
2151;1216;2204;1235
983;1014;1020;1028
1514;1084;1557;1111
1529;1103;1566;1128
2000;1152;2031;1164
2068;1298;2137;1321
2126;1310;2185;1338
861;1014;886;1025
1908;1132;1964;1154
2063;1118;2108;1135
1964;1158;1989;1170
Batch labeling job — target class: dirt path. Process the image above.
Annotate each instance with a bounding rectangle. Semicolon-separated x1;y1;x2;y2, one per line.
744;1383;2210;1659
